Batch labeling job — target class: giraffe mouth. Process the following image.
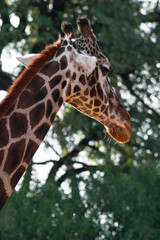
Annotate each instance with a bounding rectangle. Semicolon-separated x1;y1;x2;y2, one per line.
106;121;131;143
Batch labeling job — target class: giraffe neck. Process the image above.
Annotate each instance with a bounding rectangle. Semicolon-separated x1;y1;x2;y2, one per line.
0;59;67;209
0;42;61;119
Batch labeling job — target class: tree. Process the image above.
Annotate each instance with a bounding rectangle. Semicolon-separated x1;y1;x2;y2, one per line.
0;61;12;90
0;162;160;240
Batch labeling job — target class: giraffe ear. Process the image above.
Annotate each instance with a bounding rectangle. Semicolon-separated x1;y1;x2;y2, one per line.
73;50;97;76
16;54;39;67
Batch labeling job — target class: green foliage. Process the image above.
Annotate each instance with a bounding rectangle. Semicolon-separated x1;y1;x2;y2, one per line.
1;162;160;240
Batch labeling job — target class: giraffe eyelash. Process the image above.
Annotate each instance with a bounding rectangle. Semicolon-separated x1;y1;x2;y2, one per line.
102;64;110;72
100;65;110;76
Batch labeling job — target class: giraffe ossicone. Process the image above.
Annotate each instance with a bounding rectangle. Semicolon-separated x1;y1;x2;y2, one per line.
0;16;131;209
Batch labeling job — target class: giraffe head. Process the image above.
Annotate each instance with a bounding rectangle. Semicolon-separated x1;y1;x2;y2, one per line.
63;16;131;143
18;16;131;143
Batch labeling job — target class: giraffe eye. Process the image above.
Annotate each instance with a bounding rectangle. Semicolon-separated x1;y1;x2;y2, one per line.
101;65;110;76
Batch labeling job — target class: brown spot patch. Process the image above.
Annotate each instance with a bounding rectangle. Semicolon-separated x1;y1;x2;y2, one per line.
94;99;101;106
110;115;115;119
107;90;114;99
93;108;99;112
79;75;86;86
74;85;80;93
62;40;68;46
99;115;105;120
84;89;89;95
67;46;72;51
97;83;103;101
85;103;92;109
95;67;99;79
30;103;45;128
101;105;106;112
71;102;77;108
66;69;71;78
60;56;68;70
66;84;71;97
49;75;62;89
0;119;9;148
4;139;26;174
26;75;45;93
11;166;26;189
73;99;83;106
72;72;76;80
0;178;8;210
10;113;28;138
24;140;39;164
52;89;60;102
62;80;67;89
80;96;88;101
56;47;65;57
89;76;96;86
58;97;63;107
93;113;99;117
85;110;91;115
109;101;114;113
34;123;50;141
5;103;15;116
40;61;59;77
90;87;96;97
104;106;109;116
51;112;56;122
18;87;47;109
46;100;53;118
0;151;4;165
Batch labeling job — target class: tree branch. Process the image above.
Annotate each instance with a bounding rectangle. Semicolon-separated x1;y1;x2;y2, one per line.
57;165;97;185
0;67;13;91
121;72;160;123
47;134;98;181
43;139;61;157
32;160;56;165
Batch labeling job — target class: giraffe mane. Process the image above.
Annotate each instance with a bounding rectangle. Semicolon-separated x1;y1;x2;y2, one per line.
0;41;61;120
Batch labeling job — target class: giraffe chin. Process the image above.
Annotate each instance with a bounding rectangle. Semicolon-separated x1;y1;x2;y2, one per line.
106;122;131;143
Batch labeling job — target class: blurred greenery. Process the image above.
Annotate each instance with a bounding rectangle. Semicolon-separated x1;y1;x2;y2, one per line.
1;163;160;240
0;0;160;239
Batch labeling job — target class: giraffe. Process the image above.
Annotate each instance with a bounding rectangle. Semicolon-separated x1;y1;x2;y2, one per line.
0;16;131;209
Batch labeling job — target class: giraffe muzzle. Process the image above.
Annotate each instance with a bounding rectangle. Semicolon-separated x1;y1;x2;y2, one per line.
106;119;131;143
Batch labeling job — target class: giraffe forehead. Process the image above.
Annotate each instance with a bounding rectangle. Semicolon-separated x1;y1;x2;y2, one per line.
73;37;97;53
74;38;96;55
61;37;103;60
69;37;110;68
